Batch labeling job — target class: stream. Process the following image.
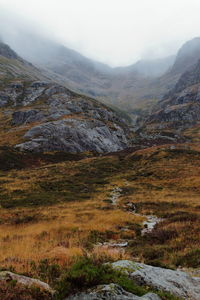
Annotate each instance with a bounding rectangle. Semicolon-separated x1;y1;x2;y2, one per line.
99;187;163;249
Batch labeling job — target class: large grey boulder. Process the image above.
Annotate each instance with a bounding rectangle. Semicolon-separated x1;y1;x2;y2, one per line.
66;283;161;300
15;118;129;153
0;271;54;294
111;260;200;300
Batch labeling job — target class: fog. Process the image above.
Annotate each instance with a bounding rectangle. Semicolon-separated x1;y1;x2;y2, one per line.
0;0;200;66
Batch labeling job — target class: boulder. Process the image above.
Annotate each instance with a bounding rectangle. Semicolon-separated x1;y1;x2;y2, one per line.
66;283;161;300
111;260;200;300
0;271;54;294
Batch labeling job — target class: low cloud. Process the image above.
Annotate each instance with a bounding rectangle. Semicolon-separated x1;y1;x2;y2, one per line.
0;0;200;66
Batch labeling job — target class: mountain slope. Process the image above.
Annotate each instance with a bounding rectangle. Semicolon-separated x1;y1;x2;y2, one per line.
0;42;49;83
146;58;200;131
0;43;131;153
4;35;176;113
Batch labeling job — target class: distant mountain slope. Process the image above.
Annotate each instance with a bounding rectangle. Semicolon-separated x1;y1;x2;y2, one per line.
115;55;175;77
170;37;200;74
4;34;175;113
0;42;48;83
0;42;131;153
14;36;200;115
4;35;200;119
146;58;200;131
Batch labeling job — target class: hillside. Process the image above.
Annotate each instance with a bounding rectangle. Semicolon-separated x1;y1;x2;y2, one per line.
0;42;49;83
146;58;200;132
5;35;176;114
8;35;200;116
0;42;131;154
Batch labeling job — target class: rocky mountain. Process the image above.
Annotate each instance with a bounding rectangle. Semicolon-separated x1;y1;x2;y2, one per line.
145;58;200;131
0;42;131;153
4;34;176;114
4;33;200;118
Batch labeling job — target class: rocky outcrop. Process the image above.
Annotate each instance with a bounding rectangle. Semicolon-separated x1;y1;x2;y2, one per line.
146;58;200;130
12;109;45;125
15;118;129;153
66;283;161;300
0;271;54;294
111;260;200;300
0;80;131;153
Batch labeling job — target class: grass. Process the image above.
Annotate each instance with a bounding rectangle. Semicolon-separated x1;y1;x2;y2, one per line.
0;199;143;274
0;280;52;300
0;144;199;299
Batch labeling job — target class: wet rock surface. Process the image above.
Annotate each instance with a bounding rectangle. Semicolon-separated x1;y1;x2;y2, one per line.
111;260;200;299
66;283;161;300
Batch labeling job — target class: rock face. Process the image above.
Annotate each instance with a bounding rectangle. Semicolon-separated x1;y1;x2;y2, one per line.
146;58;200;130
12;109;45;125
0;80;130;153
111;260;200;300
16;118;129;153
66;283;161;300
0;271;54;294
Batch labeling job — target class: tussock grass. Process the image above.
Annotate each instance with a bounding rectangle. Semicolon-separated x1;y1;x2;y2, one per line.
0;144;200;274
0;200;142;274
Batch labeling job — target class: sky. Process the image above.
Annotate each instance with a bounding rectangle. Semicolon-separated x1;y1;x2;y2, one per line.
0;0;200;66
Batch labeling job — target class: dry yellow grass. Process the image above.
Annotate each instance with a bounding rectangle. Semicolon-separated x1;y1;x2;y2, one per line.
0;199;143;273
0;144;200;273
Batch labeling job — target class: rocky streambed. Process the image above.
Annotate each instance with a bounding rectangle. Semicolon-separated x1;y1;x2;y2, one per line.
109;187;162;236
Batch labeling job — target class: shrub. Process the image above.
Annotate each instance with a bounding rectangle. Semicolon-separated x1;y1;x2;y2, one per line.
55;257;148;299
174;249;200;268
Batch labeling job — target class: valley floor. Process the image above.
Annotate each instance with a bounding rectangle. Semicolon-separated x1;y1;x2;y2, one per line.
0;143;200;278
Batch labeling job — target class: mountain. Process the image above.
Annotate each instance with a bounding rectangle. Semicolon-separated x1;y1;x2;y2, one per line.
0;42;131;153
4;34;176;114
128;37;200;114
4;34;200;118
0;42;48;83
170;37;200;74
145;58;200;131
115;55;175;77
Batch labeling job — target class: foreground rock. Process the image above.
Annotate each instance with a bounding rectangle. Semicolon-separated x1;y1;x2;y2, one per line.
66;283;161;300
0;271;54;294
111;260;200;300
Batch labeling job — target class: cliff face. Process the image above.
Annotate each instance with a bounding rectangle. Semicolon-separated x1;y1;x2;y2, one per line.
146;59;200;130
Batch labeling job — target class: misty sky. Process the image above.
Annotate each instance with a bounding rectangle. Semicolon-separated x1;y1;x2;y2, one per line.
1;0;200;66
